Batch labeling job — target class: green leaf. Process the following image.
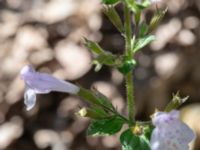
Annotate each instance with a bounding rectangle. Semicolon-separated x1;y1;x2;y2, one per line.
125;0;140;13
149;8;168;32
87;116;124;136
118;57;136;75
93;106;109;118
102;0;119;4
133;35;155;52
120;128;151;150
84;38;104;55
84;38;119;71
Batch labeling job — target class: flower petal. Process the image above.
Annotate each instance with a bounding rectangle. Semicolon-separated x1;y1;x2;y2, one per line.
150;110;196;150
24;86;36;111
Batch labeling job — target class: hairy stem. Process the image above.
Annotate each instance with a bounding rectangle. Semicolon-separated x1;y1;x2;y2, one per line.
124;4;135;125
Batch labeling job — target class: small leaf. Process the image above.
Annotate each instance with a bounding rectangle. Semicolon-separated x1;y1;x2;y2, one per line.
133;35;155;52
84;38;105;55
87;116;124;136
102;0;119;5
120;128;151;150
164;92;189;112
149;8;168;32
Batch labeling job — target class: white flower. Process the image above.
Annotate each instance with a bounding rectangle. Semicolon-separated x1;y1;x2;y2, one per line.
150;110;196;150
20;65;80;110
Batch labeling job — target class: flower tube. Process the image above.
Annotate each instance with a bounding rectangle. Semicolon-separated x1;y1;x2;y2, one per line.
20;65;80;110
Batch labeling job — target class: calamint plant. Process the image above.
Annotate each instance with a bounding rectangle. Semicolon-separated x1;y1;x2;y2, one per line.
20;0;196;149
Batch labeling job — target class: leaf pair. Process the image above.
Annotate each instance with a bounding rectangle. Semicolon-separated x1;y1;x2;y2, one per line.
84;38;118;72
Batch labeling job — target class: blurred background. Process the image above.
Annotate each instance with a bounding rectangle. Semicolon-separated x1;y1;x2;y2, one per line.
0;0;200;149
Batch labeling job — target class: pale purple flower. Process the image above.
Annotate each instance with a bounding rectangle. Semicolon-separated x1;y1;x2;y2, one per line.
150;0;162;4
20;65;80;111
150;110;196;150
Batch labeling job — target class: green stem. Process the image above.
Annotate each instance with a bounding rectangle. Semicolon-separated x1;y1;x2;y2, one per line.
126;72;135;124
124;4;135;125
124;4;132;56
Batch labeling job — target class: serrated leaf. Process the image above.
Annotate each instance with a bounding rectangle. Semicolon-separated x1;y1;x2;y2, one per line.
133;35;155;52
102;0;119;4
120;129;151;150
87;116;124;136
